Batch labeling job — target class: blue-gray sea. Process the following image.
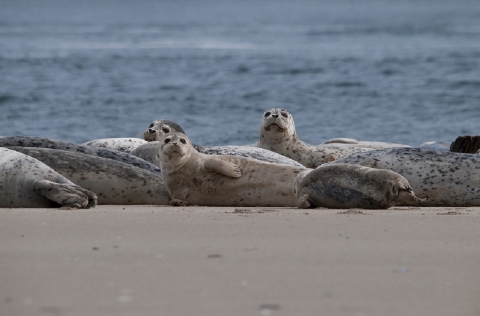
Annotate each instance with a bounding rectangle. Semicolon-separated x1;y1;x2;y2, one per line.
1;0;479;147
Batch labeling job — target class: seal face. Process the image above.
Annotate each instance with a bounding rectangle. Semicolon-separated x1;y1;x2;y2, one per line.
142;120;186;142
158;132;308;207
0;148;97;208
293;163;422;209
330;147;480;207
257;108;374;168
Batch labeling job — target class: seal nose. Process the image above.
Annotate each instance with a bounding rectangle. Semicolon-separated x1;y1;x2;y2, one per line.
149;128;156;134
272;114;279;118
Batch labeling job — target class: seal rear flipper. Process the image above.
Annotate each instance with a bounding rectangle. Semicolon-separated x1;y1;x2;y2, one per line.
204;158;242;178
34;180;97;209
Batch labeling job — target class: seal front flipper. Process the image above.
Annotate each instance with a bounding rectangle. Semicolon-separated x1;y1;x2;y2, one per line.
203;158;242;178
33;180;97;208
297;194;312;209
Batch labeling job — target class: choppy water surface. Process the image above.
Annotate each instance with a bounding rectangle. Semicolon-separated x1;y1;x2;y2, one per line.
1;0;479;146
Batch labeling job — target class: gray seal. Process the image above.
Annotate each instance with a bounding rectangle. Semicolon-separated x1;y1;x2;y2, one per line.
0;148;97;208
158;132;308;207
293;163;422;209
256;108;409;168
0;136;161;175
140;119;303;166
9;147;171;205
329;147;480;207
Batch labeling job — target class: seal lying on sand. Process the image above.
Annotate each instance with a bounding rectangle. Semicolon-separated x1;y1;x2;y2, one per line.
293;163;422;209
140;119;303;166
0;148;97;208
257;108;409;168
158;132;308;207
82;138;147;153
329;147;480;207
9;147;171;205
0;136;161;175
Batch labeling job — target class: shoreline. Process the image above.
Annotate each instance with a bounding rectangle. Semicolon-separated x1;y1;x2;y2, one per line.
1;205;479;316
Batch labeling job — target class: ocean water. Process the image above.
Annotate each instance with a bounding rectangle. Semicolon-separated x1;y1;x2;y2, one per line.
1;0;480;147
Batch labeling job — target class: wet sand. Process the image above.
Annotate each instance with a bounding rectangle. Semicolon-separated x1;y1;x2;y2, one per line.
1;205;479;316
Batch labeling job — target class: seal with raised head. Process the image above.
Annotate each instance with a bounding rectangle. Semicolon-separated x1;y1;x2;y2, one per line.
0;136;161;175
329;147;480;207
140;119;303;166
0;148;97;208
9;147;171;205
293;163;422;209
81;138;147;153
143;119;186;142
257;108;410;168
158;132;309;207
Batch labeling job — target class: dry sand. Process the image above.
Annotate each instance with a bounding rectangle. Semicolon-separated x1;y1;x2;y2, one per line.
1;205;479;316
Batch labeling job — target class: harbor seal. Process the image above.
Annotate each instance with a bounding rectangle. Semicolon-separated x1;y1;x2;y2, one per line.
141;120;303;166
329;147;480;207
257;108;410;168
143;119;186;141
293;163;422;209
158;132;309;207
0;136;161;175
0;148;97;208
81;138;147;153
9;147;171;205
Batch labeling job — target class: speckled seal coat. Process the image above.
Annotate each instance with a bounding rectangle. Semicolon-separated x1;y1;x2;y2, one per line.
158;132;309;207
81;137;147;153
9;147;171;205
0;136;161;175
293;163;422;209
141;119;303;166
329;147;480;207
0;148;97;208
256;108;384;168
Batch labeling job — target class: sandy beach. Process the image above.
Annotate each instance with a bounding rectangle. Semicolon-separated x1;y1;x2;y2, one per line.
1;205;479;316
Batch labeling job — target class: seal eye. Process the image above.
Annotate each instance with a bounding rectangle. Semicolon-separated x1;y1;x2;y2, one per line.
164;138;171;144
162;127;170;133
281;112;288;118
264;111;271;118
149;123;154;128
180;139;186;144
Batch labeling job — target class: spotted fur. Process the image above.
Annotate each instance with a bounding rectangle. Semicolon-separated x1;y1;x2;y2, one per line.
330;147;480;206
9;147;170;205
0;148;97;208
